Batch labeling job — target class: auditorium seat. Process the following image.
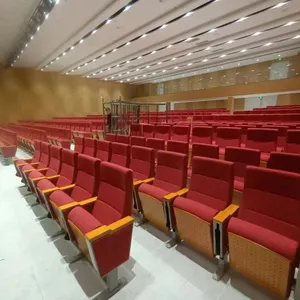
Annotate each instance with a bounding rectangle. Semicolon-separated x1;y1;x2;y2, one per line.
215;127;242;156
106;133;116;142
111;142;130;168
130;124;142;136
191;126;213;145
224;147;260;204
95;140;111;161
285;130;300;154
138;151;187;231
167;140;189;155
267;152;300;174
116;134;130;144
130;136;146;147
66;162;133;285
228;166;300;298
263;125;288;150
155;125;171;141
191;143;219;159
74;137;84;153
142;124;154;139
83;138;96;157
49;154;101;230
146;138;165;154
245;128;278;163
171;125;190;142
171;157;234;256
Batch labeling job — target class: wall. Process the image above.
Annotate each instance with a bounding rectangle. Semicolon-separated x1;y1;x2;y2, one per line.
277;93;300;106
0;68;134;123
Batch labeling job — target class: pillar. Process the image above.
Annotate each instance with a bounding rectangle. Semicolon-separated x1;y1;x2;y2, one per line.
227;97;235;114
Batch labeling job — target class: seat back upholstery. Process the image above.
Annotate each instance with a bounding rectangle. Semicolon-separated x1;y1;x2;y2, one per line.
192;126;213;144
130;124;141;136
192;143;219;159
130;146;155;181
155;125;171;140
116;135;130;144
111;142;130;167
267;152;300;174
188;157;234;211
39;142;51;168
239;166;300;243
83;138;96;157
71;154;101;201
106;134;116;142
57;149;78;187
167;140;189;155
32;140;42;162
286;130;300;154
74;137;84;153
245;128;278;153
47;145;63;176
262;125;288;147
92;162;133;225
171;125;190;142
225;147;260;178
146;138;165;153
216;127;241;148
154;151;188;192
95;140;111;161
130;136;146;147
142;124;154;138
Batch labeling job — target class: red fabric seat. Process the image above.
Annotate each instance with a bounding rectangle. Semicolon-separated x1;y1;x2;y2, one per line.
50;190;75;206
142;124;154;139
130;124;141;136
116;135;130;144
83;138;96;157
111;142;130;168
215;127;242;155
155;125;171;140
74;137;84;153
167;140;189;155
146;138;165;154
286;130;300;154
106;133;116;142
95;140;111;162
267;151;300;174
171;125;190;142
191;126;213;144
192;143;219;159
37;178;56;191
130;136;146;147
138;183;170;201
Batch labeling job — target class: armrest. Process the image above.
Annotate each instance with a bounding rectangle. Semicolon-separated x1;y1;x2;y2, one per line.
23;168;36;174
175;188;189;197
59;184;75;191
133;180;143;188
213;204;239;223
80;197;97;207
28;162;40;166
141;177;155;184
60;201;80;212
47;175;60;180
31;176;46;182
164;193;177;201
41;187;59;195
36;168;49;173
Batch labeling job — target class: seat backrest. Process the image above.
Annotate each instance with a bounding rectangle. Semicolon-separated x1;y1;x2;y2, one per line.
92;162;133;225
154;150;187;192
57;149;78;187
83;138;96;157
146;138;165;153
188;157;234;211
142;124;154;138
95;140;111;161
245;128;278;153
130;124;141;136
111;142;130;167
74;137;84;153
32;140;42;162
225;147;260;179
116;135;130;144
106;133;116;142
130;136;146;147
263;125;288;147
192;126;213;144
155;125;171;140
39;142;51;167
267;152;300;174
46;145;62;176
286;130;300;154
130;146;155;181
166;140;189;155
71;154;101;201
215;127;241;148
171;125;190;142
192;143;219;159
239;166;300;243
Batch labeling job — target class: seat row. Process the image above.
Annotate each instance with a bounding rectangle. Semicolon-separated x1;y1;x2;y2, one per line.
14;142;134;294
0;127;17;164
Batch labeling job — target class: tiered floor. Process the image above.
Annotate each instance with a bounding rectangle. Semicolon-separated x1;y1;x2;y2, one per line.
0;149;283;300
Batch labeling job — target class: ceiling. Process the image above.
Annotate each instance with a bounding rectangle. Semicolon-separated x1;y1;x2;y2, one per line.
8;0;300;84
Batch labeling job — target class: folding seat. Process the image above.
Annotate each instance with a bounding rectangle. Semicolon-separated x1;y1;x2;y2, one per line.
191;143;219;160
48;154;101;230
95;140;111;162
111;142;130;168
145;138;165;154
142;124;154;139
169;157;234;256
137;151;188;231
116;134;130;144
154;125;171;140
227;166;300;298
245;128;278;163
130;136;146;147
215;127;242;156
166;140;189;155
267;152;300;174
235;125;256;144
74;137;84;153
130;124;141;136
263;125;288;150
83;138;96;157
191;126;213;145
285;130;300;154
171;125;190;142
14;140;41;177
224;147;260;204
106;133;116;142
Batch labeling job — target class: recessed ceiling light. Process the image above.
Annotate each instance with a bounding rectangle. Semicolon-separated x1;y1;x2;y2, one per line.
151;51;157;54
146;65;150;68
108;67;111;70
116;64;120;67
45;14;49;20
127;71;130;74
172;57;176;60
127;79;130;81
118;74;122;77
143;75;147;77
112;48;117;52
106;19;112;25
174;66;178;69
124;5;131;11
272;2;288;9
293;35;300;39
92;30;97;35
264;42;273;46
284;21;297;26
157;62;162;65
241;49;247;52
252;32;262;36
111;76;114;79
184;12;193;17
141;34;147;38
63;52;66;56
135;77;138;79
79;39;84;44
93;59;96;62
236;17;248;22
227;40;234;44
220;54;227;58
136;68;139;71
162;70;166;72
186;52;193;56
167;45;173;48
138;56;142;59
126;42;131;46
161;24;168;29
152;72;156;75
208;28;217;33
126;60;130;63
202;59;208;62
105;78;108;81
257;59;259;62
188;63;193;66
185;37;194;42
71;46;74;50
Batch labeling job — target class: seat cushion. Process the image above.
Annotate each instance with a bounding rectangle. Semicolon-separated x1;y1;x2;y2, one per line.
29;170;44;180
50;190;75;207
138;183;169;201
68;206;102;234
234;177;244;192
260;152;270;162
174;196;218;223
21;164;37;172
37;179;56;191
228;217;299;263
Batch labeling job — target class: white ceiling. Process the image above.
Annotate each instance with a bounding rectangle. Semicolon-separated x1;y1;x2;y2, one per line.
9;0;300;84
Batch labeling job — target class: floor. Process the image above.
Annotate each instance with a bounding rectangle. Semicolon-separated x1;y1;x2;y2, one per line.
0;149;286;300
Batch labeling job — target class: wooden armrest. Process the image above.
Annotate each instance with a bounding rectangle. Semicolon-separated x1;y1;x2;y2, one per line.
142;177;155;184
175;188;189;197
31;176;46;182
23;168;35;174
108;216;134;231
29;162;40;166
80;197;97;207
85;226;110;241
133;180;143;187
164;193;177;201
41;187;59;194
60;201;79;212
59;184;75;191
36;168;49;172
213;204;239;223
47;175;60;180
